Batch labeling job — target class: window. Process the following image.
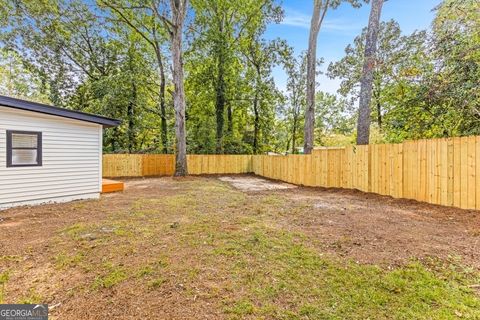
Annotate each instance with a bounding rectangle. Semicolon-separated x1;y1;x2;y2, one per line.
6;130;42;167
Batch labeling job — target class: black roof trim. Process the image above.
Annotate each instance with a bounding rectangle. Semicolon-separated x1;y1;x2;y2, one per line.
0;95;121;128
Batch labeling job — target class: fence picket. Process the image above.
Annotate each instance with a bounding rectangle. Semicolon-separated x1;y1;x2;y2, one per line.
103;135;480;210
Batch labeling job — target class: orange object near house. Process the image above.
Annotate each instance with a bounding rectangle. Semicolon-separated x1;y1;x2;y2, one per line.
102;179;124;193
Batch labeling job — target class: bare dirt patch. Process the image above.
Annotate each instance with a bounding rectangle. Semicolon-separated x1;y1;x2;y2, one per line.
217;175;480;268
218;175;296;191
0;175;479;319
276;187;480;268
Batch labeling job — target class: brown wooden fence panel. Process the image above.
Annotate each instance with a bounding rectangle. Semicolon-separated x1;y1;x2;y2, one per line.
103;136;480;210
192;155;254;175
103;154;253;177
142;155;175;176
103;154;143;177
250;136;480;210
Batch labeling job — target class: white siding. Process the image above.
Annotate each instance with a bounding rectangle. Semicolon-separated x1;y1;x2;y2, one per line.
0;106;102;209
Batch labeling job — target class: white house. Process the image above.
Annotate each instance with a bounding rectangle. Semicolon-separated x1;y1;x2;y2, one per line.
0;95;120;209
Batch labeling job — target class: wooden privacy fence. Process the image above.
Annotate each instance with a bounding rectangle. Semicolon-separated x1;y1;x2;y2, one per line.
103;154;252;177
253;136;480;210
103;136;480;210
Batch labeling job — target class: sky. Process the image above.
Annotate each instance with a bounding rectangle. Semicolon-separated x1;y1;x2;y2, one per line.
265;0;442;94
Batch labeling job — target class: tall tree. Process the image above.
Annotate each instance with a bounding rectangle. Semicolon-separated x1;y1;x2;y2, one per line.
328;20;427;129
2;0;117;106
379;0;480;142
284;52;307;154
243;38;286;154
189;0;282;153
100;0;171;153
2;0;171;153
164;0;189;175
356;0;384;145
304;0;362;154
105;0;189;171
303;0;325;154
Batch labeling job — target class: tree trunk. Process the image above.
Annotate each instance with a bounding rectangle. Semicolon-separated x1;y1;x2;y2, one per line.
253;65;261;154
127;47;137;153
215;52;226;153
127;94;135;153
292;112;298;154
304;0;327;154
154;46;169;154
253;91;260;154
215;19;226;154
373;76;382;129
171;0;188;176
227;102;233;134
111;127;118;152
356;0;384;145
376;93;382;129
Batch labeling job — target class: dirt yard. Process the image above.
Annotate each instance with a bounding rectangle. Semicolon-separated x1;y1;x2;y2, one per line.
0;175;479;319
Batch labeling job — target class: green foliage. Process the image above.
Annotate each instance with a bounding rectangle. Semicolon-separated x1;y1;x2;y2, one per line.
328;20;428;136
380;0;479;142
0;50;50;102
186;0;285;154
281;51;307;153
2;0;173;153
329;1;480;143
315;91;355;144
0;271;9;303
0;0;478;152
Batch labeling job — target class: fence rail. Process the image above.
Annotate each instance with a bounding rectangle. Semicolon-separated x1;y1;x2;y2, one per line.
103;136;480;210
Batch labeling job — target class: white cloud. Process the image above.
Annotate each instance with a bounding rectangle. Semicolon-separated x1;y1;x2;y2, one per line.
281;9;311;28
281;8;361;33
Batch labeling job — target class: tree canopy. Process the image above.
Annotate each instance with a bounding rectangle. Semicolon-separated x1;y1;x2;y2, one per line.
1;0;478;153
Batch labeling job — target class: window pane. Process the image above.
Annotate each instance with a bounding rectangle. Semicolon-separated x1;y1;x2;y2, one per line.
12;133;37;148
12;149;38;165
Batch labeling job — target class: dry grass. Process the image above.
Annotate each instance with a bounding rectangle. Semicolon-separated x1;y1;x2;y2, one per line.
0;176;479;319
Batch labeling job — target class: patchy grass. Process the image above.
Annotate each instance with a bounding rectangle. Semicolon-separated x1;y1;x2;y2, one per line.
18;288;43;304
179;216;480;319
61;222;90;239
92;263;128;289
54;251;85;270
0;256;21;263
0;177;479;319
0;271;9;303
136;258;169;284
246;241;477;318
148;277;166;289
